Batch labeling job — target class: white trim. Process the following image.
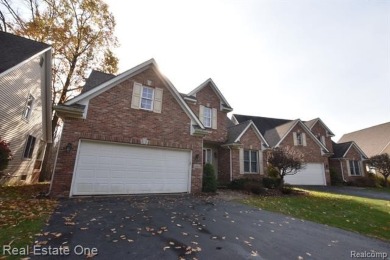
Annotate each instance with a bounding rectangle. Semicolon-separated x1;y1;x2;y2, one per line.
69;139;82;197
0;47;51;78
235;121;269;147
342;141;368;159
275;120;329;152
188;78;232;110
307;118;335;137
65;59;205;129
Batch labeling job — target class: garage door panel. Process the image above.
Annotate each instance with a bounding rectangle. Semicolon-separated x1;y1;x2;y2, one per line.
71;141;191;195
284;163;326;185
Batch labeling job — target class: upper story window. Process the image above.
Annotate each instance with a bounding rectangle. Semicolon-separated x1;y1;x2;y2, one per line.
22;94;35;121
199;105;217;129
140;86;154;110
293;131;306;146
131;82;163;113
203;107;212;128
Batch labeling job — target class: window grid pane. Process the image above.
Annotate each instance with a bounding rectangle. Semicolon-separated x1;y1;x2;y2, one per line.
203;107;212;128
244;150;258;173
140;87;154;110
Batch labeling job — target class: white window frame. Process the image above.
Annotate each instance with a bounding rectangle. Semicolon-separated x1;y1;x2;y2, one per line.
203;107;212;128
244;150;258;173
22;94;35;121
349;160;361;176
140;86;154;111
203;148;213;165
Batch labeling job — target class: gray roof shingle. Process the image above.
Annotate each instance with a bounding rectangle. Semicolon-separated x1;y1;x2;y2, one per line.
82;70;116;93
0;32;50;74
338;122;390;157
226;120;252;144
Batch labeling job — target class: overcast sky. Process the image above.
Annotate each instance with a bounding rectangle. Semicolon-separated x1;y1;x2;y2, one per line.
106;0;389;141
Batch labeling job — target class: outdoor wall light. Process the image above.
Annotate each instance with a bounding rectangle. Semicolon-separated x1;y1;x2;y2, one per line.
65;143;72;153
195;154;200;161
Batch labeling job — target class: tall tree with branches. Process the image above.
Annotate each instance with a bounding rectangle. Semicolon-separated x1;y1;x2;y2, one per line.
0;0;119;180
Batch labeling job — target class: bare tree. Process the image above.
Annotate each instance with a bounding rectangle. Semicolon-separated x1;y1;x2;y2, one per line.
368;153;390;187
267;146;305;188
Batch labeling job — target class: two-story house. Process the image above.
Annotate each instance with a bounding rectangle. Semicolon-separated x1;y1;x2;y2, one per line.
0;32;52;184
51;58;271;196
232;115;335;185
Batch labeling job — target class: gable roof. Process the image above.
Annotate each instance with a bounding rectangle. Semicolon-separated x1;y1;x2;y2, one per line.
304;118;335;137
233;114;329;152
82;70;116;93
65;59;205;129
332;141;368;159
188;78;233;111
0;32;51;75
225;120;269;147
338;122;390;157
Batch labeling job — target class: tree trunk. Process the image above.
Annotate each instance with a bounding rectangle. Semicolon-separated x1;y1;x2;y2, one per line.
38;113;60;182
384;175;389;187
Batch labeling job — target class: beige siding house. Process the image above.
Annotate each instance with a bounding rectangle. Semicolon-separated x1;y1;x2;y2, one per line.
0;32;52;184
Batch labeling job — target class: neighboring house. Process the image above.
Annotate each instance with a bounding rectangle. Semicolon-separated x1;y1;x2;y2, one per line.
330;141;368;182
51;59;273;196
338;122;390;157
0;32;52;184
232;115;335;185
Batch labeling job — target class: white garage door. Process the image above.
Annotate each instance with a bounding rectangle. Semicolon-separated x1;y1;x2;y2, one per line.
284;163;326;185
70;140;191;195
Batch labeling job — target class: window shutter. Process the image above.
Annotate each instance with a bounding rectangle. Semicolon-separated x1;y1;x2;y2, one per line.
302;133;307;146
321;136;326;146
346;160;351;176
131;82;142;109
212;108;217;129
258;151;264;174
199;105;204;124
359;161;364;176
239;148;244;174
153;88;163;113
293;132;298;146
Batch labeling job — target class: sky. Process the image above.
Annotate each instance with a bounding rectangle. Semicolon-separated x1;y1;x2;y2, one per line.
106;0;389;141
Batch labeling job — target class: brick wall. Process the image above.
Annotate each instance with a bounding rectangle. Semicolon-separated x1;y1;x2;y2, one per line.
186;83;228;143
310;121;333;153
279;123;331;185
52;68;203;196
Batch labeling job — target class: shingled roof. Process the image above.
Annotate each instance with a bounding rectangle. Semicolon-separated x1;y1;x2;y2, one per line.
332;141;368;159
82;70;116;93
338;122;390;157
0;32;50;74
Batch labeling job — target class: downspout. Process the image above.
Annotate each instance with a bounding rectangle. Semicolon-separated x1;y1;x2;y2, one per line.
339;159;346;182
47;127;62;196
228;146;233;182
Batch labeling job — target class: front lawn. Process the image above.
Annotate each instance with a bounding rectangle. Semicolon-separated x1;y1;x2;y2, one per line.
241;189;390;242
0;184;58;258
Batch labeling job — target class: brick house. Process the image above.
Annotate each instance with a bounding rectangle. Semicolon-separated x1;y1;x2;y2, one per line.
330;141;368;182
0;32;52;184
52;58;273;196
232;115;335;185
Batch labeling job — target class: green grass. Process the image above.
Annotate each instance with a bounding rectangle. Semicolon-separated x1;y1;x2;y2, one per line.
0;184;57;259
241;189;390;242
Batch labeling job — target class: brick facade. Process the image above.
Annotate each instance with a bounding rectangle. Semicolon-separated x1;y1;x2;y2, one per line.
278;123;331;185
52;68;204;196
330;145;367;183
186;83;229;143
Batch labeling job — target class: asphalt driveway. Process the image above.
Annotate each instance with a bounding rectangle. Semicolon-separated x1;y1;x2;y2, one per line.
31;195;390;260
298;186;390;201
